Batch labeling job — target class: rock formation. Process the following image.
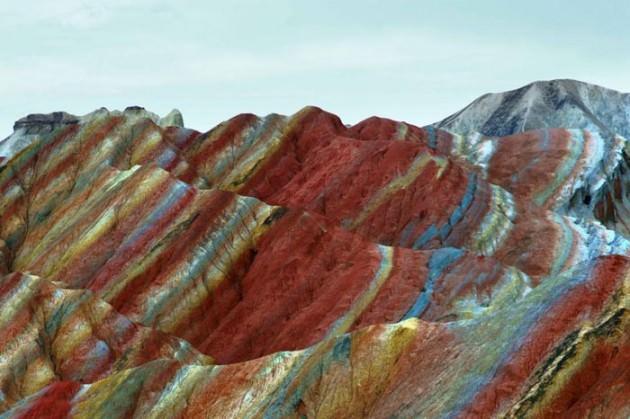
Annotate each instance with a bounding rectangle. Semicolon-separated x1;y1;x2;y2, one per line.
0;81;628;418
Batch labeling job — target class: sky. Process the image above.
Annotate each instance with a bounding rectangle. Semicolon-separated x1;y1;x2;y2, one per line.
1;0;630;135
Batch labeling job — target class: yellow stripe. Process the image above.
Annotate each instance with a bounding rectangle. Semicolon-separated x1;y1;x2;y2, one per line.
348;153;446;230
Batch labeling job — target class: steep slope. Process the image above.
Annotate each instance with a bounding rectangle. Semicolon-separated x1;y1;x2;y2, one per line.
0;108;184;167
1;157;533;365
421;127;628;232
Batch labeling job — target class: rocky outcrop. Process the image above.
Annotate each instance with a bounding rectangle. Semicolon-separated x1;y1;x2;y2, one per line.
12;112;80;133
0;80;629;417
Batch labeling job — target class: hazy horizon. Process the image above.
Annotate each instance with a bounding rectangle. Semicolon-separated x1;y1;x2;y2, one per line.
2;0;630;135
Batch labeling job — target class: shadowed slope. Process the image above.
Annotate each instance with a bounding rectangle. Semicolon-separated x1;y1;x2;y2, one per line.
2;160;533;366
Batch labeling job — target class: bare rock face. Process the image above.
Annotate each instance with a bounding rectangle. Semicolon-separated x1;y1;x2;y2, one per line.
434;79;630;138
0;80;629;418
159;108;185;127
13;111;80;133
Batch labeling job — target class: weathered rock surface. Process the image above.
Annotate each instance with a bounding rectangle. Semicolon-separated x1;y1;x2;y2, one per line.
0;107;183;167
0;80;629;417
0;272;212;412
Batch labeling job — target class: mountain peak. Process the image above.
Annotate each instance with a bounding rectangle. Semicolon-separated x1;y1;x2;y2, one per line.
434;79;630;138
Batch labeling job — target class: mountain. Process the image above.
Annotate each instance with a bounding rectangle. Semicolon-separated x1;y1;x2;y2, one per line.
0;107;183;166
0;84;629;418
434;79;630;138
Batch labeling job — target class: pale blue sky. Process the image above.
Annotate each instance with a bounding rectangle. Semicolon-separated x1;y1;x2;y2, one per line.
1;0;629;135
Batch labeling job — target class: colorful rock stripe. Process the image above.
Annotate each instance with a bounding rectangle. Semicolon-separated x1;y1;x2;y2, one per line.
0;272;211;412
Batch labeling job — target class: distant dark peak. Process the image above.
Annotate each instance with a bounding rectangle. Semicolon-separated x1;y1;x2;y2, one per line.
14;111;80;133
124;106;147;113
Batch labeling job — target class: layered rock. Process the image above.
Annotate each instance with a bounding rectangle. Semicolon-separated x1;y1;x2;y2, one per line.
0;272;211;411
1;158;532;366
0;80;629;417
